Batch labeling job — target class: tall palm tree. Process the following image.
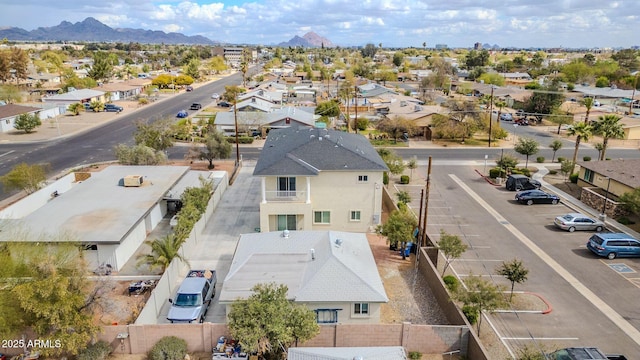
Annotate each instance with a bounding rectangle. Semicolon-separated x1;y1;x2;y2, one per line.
592;114;625;160
567;121;592;174
582;97;594;123
136;234;188;273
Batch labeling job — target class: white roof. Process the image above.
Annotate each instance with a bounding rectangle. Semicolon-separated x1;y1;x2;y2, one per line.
220;231;388;303
288;346;407;360
43;89;105;102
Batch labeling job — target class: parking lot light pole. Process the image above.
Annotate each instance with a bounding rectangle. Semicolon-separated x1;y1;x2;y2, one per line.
601;177;612;219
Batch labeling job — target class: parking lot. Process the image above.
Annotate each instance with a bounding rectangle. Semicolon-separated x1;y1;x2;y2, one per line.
397;163;640;357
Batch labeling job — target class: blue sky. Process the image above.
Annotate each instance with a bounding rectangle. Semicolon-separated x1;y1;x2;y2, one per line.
1;0;638;48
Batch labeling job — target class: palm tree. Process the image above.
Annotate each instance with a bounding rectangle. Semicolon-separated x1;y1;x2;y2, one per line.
567;121;592;174
495;100;506;122
583;97;594;123
136;234;188;273
592;114;625;160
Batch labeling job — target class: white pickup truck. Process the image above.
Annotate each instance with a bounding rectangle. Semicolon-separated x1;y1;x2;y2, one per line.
167;269;217;323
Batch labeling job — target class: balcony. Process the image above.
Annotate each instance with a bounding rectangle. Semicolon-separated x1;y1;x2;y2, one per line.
265;190;307;202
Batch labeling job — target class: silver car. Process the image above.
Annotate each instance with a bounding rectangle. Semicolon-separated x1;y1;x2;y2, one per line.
554;213;605;232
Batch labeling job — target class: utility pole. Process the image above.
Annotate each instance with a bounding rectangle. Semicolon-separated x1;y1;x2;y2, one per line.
630;75;638;116
233;92;240;164
421;156;432;247
354;85;358;134
417;189;424;246
488;86;494;148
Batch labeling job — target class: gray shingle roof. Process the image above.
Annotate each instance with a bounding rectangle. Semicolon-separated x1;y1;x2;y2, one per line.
220;230;388;303
253;127;388;176
0;104;41;119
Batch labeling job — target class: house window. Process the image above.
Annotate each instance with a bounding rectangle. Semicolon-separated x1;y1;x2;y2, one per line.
314;211;331;224
315;309;340;324
584;169;594;183
277;177;296;197
277;215;297;231
354;303;369;315
358;175;368;182
350;210;361;222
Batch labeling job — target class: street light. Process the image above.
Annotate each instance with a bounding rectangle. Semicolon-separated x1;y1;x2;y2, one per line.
488;86;495;148
601;176;612;218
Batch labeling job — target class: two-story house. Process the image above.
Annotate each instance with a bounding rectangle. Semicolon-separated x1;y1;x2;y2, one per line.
253;127;388;233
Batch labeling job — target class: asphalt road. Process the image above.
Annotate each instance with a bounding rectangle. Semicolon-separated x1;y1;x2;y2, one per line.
396;164;640;357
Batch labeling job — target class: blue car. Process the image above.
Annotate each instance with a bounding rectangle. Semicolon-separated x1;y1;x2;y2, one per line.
587;233;640;260
176;110;188;118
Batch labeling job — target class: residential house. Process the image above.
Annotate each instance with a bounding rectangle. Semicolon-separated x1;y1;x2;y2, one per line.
233;97;278;112
0;104;42;133
576;159;640;218
213;106;316;136
219;230;389;324
93;81;143;101
42;89;106;107
238;88;283;105
0;165;227;272
253;127;388;232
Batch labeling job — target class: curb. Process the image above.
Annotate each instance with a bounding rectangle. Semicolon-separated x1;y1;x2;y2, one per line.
524;291;553;314
474;169;502;187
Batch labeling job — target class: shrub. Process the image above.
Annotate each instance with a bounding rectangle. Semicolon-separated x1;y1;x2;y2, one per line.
408;351;422;360
462;305;478;325
443;275;459;292
583;156;591;161
76;341;112;360
225;136;254;144
557;157;566;163
383;172;389;186
138;97;149;105
549;170;558;175
149;336;188;360
617;217;635;225
569;173;578;183
488;168;502;179
400;175;410;184
536;156;545;163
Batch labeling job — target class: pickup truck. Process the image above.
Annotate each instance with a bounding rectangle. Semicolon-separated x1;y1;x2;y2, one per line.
167;269;217;323
190;103;202;110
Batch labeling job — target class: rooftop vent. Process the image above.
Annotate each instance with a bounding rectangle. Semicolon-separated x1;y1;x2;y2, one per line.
334;238;343;246
310;248;315;261
123;175;143;187
282;229;290;238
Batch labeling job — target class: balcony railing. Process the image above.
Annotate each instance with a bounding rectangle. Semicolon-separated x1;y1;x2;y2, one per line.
264;190;307;202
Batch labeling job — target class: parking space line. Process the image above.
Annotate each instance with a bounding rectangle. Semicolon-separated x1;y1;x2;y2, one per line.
449;174;640;348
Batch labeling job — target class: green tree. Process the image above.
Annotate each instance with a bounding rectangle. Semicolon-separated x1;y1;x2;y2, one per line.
315;99;341;118
184;58;200;80
378;206;417;259
136;234;189;273
186;129;232;169
392;52;404;67
523;83;564;118
477;73;505;86
438;229;468;276
228;283;319;360
619;188;640;216
67;103;83;115
548;139;563;163
88;51;114;82
496;152;519;172
376;115;417;143
13;113;42;133
592;114;625;160
496;259;529;301
593;142;604;160
454;275;505;336
207;56;228;74
361;43;378;58
396;191;411;205
223;84;246;103
0;84;22;103
1;242;101;356
514;137;539;168
114;144;167;165
407;156;418;180
582;97;594;123
0;162;48;194
567;121;592;174
560;158;574;181
133;118;175;151
377;148;405;175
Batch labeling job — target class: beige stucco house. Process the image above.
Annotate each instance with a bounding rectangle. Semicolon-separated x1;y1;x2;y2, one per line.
219;230;389;324
253;127;388;233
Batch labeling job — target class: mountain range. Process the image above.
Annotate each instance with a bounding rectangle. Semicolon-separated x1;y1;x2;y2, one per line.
278;32;335;48
0;17;216;45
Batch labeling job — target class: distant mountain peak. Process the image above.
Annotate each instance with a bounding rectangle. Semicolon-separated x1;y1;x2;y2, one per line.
0;17;217;45
278;31;334;48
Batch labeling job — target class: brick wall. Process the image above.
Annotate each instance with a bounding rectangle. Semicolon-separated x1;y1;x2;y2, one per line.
580;187;627;218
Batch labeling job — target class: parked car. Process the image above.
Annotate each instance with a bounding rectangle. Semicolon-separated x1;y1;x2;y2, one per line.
185;86;194;92
549;347;627;360
211;93;220;99
554;213;605;232
505;174;541;191
515;189;560;205
104;104;123;113
218;101;231;107
587;233;640;259
500;113;513;121
190;103;202;110
176;110;188;118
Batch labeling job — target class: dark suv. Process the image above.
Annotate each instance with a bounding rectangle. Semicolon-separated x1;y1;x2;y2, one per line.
190;103;202;110
104;104;123;113
505;174;541;191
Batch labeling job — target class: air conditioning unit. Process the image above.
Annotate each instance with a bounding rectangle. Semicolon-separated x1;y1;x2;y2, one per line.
123;175;143;187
